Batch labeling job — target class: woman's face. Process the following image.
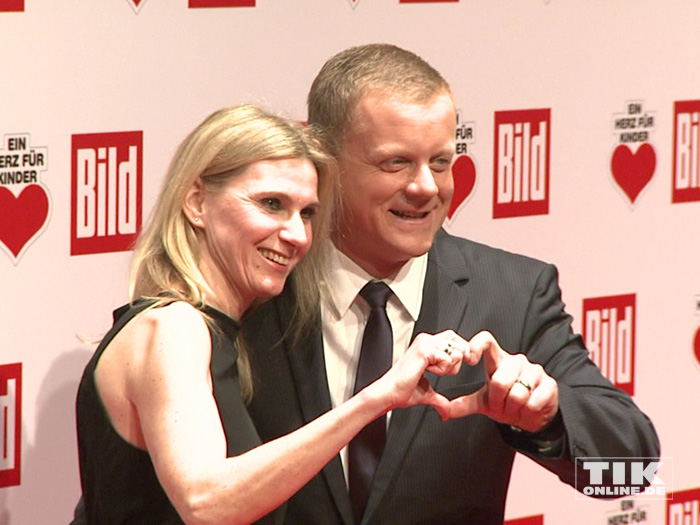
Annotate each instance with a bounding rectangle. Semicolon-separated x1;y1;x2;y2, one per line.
194;158;319;314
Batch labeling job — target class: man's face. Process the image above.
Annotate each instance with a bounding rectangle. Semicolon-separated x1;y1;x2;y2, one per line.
334;91;456;278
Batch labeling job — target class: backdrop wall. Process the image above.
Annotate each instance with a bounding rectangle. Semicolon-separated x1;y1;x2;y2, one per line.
1;1;699;524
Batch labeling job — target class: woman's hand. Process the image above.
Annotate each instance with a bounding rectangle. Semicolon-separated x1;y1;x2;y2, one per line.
369;330;473;420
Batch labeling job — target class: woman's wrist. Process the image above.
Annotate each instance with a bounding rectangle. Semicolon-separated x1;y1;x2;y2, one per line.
352;379;393;421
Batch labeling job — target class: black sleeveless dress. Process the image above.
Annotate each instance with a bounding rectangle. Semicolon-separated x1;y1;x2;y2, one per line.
76;299;284;524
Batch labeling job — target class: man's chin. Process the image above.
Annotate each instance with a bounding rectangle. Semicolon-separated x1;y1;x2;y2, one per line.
379;241;433;269
392;236;435;258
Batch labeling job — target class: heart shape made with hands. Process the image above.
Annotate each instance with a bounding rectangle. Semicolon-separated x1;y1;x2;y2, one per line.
439;381;486;400
610;143;656;204
447;155;476;220
0;184;50;259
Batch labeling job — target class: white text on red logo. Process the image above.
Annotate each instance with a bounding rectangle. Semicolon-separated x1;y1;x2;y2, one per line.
493;108;550;218
71;131;143;255
0;363;21;488
582;294;636;395
667;487;700;525
673;100;700;203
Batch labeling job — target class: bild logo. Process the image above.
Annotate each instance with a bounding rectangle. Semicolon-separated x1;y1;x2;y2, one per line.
0;0;24;11
493;108;550;218
673;100;700;203
0;363;21;488
668;487;700;525
71;131;143;256
189;0;255;6
582;293;636;395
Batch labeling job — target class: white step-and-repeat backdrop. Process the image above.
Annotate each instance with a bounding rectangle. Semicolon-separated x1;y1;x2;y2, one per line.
2;1;699;523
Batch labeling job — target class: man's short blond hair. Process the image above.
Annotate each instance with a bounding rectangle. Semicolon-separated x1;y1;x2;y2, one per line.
307;43;453;156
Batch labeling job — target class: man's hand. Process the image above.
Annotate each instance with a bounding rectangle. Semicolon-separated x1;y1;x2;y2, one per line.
443;331;559;432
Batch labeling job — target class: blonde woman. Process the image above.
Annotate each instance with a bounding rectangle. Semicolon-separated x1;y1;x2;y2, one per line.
75;105;470;524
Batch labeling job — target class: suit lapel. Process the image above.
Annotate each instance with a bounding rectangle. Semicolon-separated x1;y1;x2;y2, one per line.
280;296;355;525
362;233;471;523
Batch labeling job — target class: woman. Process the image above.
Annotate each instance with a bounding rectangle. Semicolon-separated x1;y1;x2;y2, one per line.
76;104;469;524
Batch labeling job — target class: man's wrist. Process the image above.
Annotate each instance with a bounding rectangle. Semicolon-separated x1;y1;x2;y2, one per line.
501;410;566;457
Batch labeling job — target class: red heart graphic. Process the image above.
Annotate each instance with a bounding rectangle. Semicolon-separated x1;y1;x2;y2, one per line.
0;184;49;259
694;326;700;368
448;155;476;219
610;143;656;204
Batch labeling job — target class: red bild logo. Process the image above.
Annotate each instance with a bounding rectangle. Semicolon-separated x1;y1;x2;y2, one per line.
189;0;255;7
672;100;700;203
71;131;143;256
667;487;700;524
493;108;550;218
0;363;21;488
582;294;636;395
0;0;24;11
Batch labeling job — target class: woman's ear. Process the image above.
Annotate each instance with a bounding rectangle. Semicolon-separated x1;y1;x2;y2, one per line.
183;177;205;228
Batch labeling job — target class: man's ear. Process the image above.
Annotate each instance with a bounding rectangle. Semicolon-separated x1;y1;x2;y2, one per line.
183;177;205;227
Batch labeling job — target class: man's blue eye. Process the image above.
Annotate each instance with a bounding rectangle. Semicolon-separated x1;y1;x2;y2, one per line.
261;198;282;210
431;157;452;171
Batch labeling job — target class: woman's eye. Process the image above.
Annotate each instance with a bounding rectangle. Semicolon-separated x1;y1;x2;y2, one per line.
300;207;317;221
261;198;282;211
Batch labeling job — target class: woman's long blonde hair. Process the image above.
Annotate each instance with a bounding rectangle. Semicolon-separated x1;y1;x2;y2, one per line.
128;104;337;399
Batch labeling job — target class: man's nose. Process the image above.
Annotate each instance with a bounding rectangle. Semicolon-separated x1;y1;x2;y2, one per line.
407;164;440;198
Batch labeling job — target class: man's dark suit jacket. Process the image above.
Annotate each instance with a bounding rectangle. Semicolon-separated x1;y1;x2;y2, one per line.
244;229;659;525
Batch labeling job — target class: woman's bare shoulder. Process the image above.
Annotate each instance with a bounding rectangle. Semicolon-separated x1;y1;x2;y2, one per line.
114;301;212;368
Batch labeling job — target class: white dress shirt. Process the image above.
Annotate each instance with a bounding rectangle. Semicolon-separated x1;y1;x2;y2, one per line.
320;244;428;476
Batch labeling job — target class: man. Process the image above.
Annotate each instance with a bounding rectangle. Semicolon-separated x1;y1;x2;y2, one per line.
243;44;659;524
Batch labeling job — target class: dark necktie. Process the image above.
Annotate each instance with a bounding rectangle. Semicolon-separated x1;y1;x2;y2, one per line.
348;281;393;523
